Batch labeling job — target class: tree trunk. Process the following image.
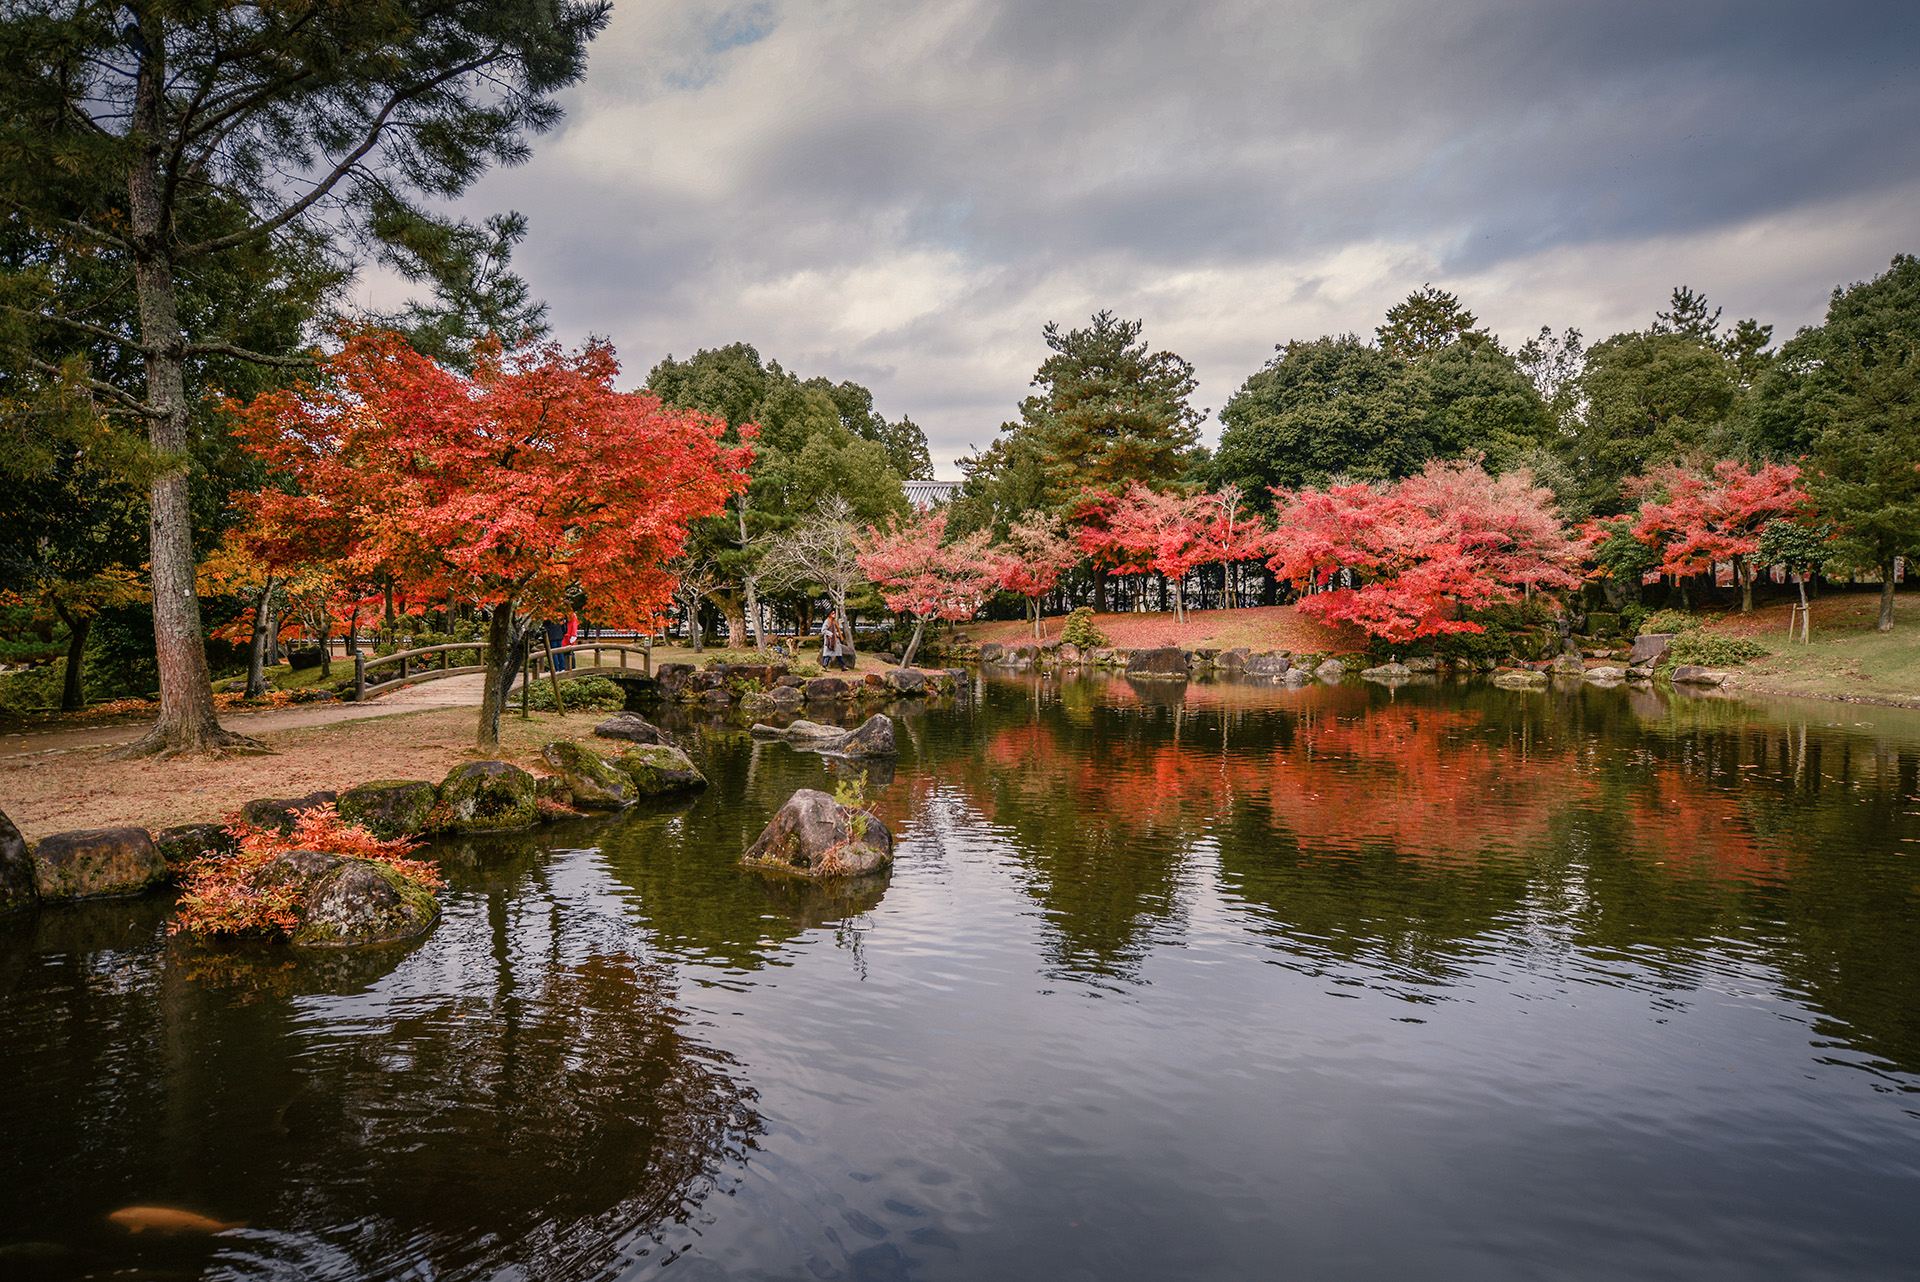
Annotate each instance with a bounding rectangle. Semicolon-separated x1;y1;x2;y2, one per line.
477;601;520;748
899;616;928;669
266;607;284;666
1031;596;1041;639
52;603;90;713
1735;553;1753;613
1879;561;1896;632
245;578;276;698
317;612;332;679
109;19;257;758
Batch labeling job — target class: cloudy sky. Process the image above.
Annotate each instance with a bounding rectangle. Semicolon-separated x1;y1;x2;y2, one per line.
421;0;1920;474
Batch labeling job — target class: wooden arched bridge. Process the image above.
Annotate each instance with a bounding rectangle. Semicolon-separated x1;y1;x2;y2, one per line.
351;640;657;702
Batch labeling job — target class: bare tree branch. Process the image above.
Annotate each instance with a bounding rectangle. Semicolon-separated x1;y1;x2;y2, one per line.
15;352;162;419
181;339;319;368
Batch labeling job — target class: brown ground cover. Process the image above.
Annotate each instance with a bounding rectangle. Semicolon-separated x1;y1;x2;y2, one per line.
2;704;612;843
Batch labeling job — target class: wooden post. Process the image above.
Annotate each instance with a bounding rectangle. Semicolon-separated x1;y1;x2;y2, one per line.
354;652;365;702
540;629;565;713
644;635;652;677
520;660;530;719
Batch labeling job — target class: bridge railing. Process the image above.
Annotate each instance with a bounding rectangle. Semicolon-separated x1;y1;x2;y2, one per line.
352;640;655;700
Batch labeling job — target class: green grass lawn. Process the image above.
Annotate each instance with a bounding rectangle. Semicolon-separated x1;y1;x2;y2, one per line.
1704;591;1920;705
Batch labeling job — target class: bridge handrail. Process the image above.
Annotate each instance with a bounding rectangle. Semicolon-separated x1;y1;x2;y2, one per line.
353;639;654;700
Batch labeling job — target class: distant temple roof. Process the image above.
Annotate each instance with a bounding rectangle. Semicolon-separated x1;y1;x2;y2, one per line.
904;480;962;510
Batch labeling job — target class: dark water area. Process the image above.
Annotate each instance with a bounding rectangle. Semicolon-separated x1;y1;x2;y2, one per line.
4;673;1919;1281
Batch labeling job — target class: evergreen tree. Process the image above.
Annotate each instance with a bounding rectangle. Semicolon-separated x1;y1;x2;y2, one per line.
1008;311;1203;506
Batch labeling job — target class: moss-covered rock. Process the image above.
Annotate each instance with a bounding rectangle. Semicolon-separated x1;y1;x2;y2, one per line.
337;780;440;838
152;823;238;874
239;791;339;836
539;741;633;810
436;761;539;832
31;827;167;901
743;788;893;879
615;745;708;796
291;859;440;947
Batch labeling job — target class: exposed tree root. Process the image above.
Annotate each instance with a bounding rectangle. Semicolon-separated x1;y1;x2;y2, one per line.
105;726;278;761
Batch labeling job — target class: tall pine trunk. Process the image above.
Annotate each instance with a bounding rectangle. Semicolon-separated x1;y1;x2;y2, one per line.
1879;561;1896;632
111;18;254;757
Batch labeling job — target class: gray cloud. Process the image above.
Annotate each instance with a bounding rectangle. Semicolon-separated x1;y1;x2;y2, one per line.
446;0;1920;470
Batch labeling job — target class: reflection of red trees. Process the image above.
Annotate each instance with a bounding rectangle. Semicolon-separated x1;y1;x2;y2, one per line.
918;686;1781;884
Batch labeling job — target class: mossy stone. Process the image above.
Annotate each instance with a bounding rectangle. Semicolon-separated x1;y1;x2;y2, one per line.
437;761;539;832
337;780;440;839
616;745;708;796
539;741;633;810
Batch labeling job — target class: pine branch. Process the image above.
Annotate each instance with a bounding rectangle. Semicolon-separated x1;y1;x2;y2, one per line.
182;340;320;368
15;352;161;419
175;51;508;263
1;305;146;353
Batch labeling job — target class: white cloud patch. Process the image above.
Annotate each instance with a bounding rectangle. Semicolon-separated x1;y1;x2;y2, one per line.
445;0;1920;472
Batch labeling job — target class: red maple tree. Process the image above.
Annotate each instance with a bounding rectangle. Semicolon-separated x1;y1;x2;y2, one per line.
1265;459;1583;643
237;330;752;745
1099;484;1214;623
995;511;1083;637
857;509;997;668
1630;459;1809;612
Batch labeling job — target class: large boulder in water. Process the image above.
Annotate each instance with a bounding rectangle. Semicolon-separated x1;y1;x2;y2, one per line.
977;642;1004;664
616;744;708;795
31;827;167;901
292;858;440;947
592;711;666;744
437;761;539;832
539;742;633;810
804;676;851;702
751;713;897;757
337;780;440;838
0;809;37;915
1313;659;1347;681
884;667;927;695
743;788;894;879
1126;646;1190;678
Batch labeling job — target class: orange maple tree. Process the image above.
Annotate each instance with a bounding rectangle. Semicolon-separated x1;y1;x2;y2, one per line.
236;331;752;745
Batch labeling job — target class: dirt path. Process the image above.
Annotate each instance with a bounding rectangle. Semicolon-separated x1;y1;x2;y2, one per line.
0;673;490;758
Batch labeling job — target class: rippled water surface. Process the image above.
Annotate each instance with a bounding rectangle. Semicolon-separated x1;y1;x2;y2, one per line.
4;673;1920;1281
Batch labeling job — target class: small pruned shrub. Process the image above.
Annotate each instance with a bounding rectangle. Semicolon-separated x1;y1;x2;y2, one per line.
172;805;441;939
1642;608;1701;635
1059;606;1106;650
1661;632;1768;669
788;661;822;678
524;674;624;712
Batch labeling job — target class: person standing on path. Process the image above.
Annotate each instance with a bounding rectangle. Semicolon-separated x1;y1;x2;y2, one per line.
821;612;848;671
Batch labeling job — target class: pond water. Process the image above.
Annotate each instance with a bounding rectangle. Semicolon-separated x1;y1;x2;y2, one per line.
4;673;1919;1281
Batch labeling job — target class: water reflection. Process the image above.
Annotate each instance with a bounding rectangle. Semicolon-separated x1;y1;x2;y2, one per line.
3;674;1918;1282
943;671;1920;1072
0;864;758;1281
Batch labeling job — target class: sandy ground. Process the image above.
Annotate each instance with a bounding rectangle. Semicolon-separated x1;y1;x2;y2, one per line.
0;675;616;842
